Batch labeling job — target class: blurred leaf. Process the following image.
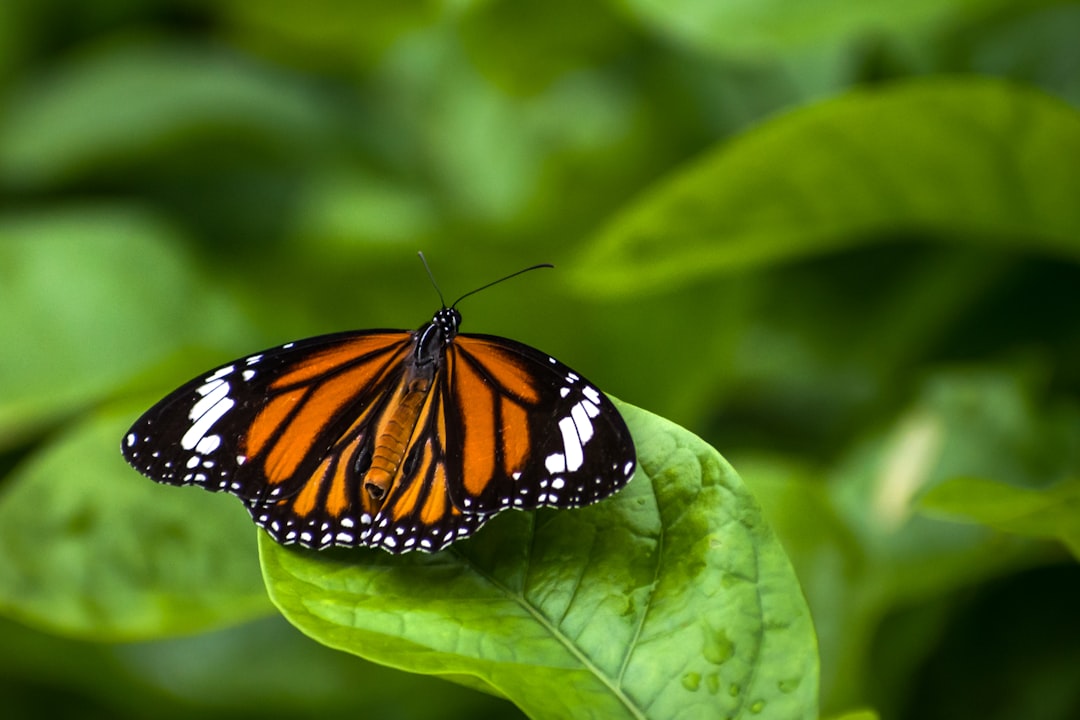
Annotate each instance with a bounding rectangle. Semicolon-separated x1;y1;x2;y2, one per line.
0;206;251;445
0;1;27;86
575;77;1080;295
0;613;520;720
835;367;1078;543
460;0;634;94
293;168;440;251
0;616;174;718
613;0;1008;58
825;711;881;720
957;4;1080;107
262;402;819;719
113;615;522;719
921;476;1080;559
0;39;327;186
0;409;271;641
738;365;1074;712
221;0;441;71
368;26;638;225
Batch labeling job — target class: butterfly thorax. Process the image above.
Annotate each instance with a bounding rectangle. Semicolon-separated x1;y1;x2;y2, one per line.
412;307;460;366
359;308;460;503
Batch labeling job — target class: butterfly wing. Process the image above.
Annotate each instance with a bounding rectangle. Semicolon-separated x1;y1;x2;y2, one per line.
440;334;636;515
122;331;415;540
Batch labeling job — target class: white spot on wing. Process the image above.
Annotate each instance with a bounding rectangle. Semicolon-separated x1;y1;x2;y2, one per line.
195;434;221;455
181;396;235;450
190;380;229;419
545;452;566;474
558;416;584;472
583;385;601;404
206;365;235;382
571;403;594;444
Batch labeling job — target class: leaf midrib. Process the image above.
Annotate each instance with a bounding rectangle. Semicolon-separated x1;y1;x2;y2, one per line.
460;551;649;720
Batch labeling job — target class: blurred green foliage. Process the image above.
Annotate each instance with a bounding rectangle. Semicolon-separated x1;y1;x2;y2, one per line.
1;0;1078;718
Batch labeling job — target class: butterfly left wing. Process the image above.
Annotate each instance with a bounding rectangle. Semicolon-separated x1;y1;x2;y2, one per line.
122;331;415;542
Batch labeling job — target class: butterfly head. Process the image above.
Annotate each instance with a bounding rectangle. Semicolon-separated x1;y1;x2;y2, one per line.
433;307;461;340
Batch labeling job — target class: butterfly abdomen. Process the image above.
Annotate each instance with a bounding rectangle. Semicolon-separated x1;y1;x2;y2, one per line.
363;372;436;501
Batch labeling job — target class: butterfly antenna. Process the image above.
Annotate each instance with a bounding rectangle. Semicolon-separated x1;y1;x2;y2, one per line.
418;251;449;307
450;262;554;308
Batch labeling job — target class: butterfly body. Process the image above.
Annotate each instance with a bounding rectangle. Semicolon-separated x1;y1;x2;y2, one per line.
122;305;635;554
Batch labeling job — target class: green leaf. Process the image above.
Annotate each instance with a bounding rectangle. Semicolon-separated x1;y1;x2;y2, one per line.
920;476;1080;559
574;77;1080;295
112;616;522;718
0;40;326;186
221;0;441;70
737;365;1079;711
262;401;818;719
614;0;1007;58
459;0;633;94
0;410;271;640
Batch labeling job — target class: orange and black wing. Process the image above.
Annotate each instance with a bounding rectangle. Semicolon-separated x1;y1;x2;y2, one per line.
439;334;636;515
122;330;419;547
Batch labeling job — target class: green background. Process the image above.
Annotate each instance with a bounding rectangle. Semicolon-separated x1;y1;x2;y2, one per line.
2;1;1079;718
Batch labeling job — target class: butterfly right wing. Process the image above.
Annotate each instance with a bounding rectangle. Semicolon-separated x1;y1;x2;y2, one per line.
439;334;636;516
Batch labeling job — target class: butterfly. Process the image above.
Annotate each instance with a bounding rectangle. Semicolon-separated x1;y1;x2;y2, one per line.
121;257;636;554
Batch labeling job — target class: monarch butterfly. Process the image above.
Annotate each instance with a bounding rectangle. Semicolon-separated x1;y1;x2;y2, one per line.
121;256;636;554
